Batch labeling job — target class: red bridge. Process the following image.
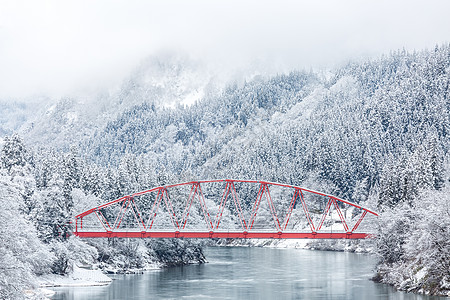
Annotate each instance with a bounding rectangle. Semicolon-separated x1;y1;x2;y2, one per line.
74;180;378;239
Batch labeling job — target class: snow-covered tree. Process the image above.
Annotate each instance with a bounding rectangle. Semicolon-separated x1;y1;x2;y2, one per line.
373;186;450;296
1;134;27;172
0;169;54;299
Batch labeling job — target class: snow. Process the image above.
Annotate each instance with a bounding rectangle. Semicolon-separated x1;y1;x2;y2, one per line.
24;288;56;299
45;104;56;115
39;265;112;287
180;88;205;106
329;76;357;94
263;239;310;249
273;85;325;122
66;111;78;124
415;267;427;282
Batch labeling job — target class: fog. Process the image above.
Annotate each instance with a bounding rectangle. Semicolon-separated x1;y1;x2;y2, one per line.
1;0;449;99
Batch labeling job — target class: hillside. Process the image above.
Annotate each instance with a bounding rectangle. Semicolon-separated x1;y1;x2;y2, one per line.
0;45;449;297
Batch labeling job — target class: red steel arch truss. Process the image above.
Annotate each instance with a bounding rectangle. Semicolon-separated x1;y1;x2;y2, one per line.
74;180;378;239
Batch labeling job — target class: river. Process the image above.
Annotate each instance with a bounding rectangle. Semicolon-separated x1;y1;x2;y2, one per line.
50;247;445;299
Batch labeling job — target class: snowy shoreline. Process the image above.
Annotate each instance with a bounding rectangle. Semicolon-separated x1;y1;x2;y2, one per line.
38;265;112;288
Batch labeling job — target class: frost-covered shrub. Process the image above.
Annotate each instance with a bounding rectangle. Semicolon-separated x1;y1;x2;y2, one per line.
50;237;99;275
374;187;450;296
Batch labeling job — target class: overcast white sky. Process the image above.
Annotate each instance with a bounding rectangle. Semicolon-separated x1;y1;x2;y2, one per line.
1;0;449;99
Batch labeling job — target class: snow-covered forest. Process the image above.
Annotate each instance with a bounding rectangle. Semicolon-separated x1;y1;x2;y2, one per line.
1;45;449;297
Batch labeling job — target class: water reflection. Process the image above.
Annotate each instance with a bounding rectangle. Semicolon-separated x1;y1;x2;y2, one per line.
51;247;445;300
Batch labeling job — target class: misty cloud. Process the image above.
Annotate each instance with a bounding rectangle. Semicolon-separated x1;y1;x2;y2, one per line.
0;0;449;99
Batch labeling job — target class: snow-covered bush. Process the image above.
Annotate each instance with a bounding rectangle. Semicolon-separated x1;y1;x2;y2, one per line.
374;187;450;296
50;237;98;275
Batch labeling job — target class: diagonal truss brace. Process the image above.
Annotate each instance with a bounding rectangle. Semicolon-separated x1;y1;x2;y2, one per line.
181;183;214;230
248;183;265;230
107;197;146;231
161;188;180;230
214;181;248;231
74;179;378;239
299;189;316;232
146;189;164;230
263;184;282;232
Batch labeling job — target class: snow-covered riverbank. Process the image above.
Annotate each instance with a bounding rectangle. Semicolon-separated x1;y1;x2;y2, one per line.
39;265;112;288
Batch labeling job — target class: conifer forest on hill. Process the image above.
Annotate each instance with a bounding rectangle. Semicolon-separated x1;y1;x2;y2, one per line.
0;45;449;298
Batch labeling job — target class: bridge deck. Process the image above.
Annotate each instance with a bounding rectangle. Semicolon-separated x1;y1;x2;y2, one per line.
74;231;372;239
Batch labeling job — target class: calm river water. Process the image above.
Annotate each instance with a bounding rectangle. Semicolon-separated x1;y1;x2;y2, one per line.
50;247;445;300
